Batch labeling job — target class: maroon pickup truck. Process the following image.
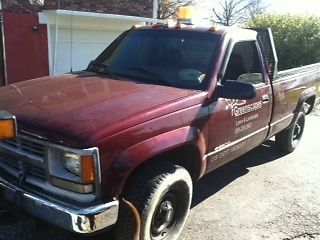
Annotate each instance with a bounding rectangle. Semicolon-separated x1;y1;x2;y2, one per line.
0;25;319;240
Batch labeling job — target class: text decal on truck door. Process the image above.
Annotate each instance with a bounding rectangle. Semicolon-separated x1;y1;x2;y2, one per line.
226;99;263;117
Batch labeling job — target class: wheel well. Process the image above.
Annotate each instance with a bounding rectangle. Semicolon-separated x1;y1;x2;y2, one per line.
151;144;202;181
122;144;202;193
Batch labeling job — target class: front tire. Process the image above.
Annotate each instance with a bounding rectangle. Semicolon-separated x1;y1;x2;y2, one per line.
115;162;193;240
275;111;305;153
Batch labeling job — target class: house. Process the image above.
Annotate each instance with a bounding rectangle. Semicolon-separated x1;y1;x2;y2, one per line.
0;0;162;86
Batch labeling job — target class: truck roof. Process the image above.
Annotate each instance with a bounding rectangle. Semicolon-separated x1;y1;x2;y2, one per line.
132;24;258;42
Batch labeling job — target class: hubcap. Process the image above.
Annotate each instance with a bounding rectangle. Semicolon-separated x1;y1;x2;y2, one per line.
151;192;178;239
293;124;301;140
292;116;304;147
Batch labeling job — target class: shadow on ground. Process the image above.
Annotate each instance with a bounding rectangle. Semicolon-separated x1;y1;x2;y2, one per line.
191;139;286;208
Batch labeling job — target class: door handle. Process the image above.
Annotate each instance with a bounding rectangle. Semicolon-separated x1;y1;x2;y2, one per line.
262;94;270;104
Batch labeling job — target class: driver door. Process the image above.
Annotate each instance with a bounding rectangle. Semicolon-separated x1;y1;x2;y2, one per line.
205;40;273;173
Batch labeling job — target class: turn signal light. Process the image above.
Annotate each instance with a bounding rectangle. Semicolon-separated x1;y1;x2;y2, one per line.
0;118;16;139
81;155;95;183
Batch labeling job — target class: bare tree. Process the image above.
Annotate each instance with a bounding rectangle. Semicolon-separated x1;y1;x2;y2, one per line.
157;0;195;19
212;0;267;26
247;0;268;19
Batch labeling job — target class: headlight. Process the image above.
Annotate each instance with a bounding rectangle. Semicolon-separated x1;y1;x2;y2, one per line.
64;152;81;176
63;152;95;183
47;147;99;194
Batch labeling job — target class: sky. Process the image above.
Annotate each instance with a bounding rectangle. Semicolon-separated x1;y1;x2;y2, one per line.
193;0;320;25
266;0;320;15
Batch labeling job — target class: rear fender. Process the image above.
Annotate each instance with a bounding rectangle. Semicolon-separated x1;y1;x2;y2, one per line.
110;126;206;196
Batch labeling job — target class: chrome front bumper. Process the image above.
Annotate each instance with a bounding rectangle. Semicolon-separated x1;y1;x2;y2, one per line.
0;177;119;234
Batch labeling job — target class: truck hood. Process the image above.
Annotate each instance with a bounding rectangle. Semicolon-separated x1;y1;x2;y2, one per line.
0;72;198;147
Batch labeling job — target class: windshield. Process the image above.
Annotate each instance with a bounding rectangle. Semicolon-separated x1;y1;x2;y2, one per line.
87;29;220;90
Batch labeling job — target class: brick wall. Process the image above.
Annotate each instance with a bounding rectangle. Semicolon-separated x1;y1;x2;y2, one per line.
1;0;40;14
1;0;153;17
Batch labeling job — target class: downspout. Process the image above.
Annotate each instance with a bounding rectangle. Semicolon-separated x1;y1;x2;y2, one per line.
0;1;8;85
153;0;158;19
52;10;59;75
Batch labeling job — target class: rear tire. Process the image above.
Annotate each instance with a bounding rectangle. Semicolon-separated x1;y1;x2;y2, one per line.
275;111;305;153
115;162;192;240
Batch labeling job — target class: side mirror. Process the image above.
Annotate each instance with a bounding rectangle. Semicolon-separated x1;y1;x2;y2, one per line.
215;80;256;100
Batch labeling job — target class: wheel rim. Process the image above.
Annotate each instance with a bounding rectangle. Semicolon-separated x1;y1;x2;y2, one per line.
293;124;301;140
151;191;178;240
292;116;304;146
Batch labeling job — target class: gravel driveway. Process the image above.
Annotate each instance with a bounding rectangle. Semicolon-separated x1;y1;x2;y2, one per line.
1;106;320;240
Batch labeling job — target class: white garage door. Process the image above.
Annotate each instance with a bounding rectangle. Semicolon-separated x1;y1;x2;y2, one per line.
51;28;122;75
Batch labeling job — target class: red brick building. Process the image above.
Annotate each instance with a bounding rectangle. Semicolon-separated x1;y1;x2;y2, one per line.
0;0;160;85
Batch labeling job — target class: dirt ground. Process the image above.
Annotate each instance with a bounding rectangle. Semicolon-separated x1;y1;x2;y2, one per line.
1;105;320;240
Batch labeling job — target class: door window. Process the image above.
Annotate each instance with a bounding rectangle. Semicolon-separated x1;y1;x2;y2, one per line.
223;41;264;85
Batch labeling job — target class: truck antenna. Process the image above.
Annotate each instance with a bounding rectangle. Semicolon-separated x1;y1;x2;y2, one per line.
70;2;73;73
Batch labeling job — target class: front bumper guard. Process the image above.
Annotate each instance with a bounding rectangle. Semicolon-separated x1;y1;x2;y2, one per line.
0;177;118;234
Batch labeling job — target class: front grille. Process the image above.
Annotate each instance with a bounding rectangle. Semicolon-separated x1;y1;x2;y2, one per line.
1;137;45;160
0;135;47;181
0;151;46;180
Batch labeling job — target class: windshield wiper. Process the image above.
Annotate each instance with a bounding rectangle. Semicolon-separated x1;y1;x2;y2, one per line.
87;62;121;78
128;67;172;87
89;62;111;71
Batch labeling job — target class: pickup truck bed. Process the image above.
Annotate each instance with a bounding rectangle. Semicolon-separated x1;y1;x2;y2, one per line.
276;62;320;79
268;62;320;138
